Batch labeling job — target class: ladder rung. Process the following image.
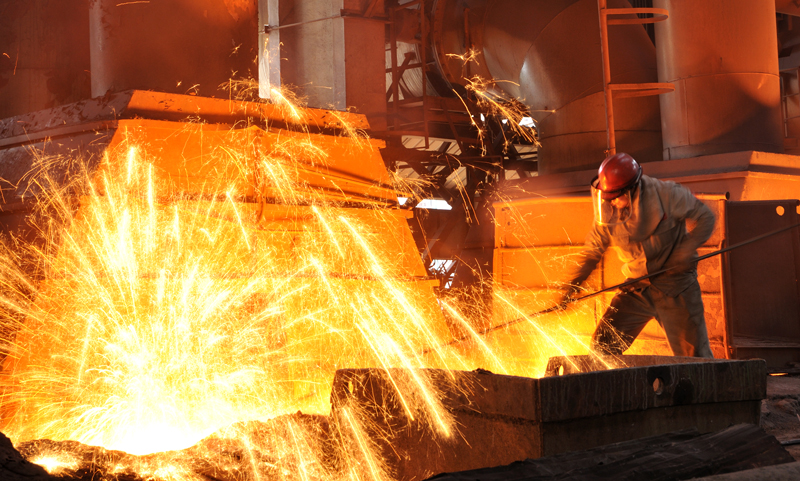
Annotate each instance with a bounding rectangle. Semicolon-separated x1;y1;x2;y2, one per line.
386;63;423;73
603;7;669;25
609;82;675;98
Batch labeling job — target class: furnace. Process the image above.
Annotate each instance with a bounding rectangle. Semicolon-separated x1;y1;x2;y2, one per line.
1;0;800;480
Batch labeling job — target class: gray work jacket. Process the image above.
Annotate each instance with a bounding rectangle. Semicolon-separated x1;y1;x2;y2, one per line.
567;175;716;297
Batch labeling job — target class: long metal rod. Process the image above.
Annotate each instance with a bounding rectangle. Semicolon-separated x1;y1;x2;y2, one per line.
420;220;800;355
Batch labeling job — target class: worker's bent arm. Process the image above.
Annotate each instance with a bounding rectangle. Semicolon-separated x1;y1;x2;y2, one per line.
672;184;716;249
667;185;716;269
564;226;609;292
685;199;715;249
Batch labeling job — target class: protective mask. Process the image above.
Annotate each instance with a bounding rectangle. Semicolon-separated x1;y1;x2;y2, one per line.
591;177;635;226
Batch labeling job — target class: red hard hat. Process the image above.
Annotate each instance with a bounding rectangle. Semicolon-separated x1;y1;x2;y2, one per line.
595;152;642;200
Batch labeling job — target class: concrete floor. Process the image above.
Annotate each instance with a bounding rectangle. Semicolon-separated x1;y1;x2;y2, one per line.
761;374;800;460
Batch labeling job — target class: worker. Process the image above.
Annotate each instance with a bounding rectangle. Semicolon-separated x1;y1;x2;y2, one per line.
560;152;715;358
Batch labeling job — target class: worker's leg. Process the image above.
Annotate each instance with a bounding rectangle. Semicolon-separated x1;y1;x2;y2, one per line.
591;289;657;355
651;281;713;358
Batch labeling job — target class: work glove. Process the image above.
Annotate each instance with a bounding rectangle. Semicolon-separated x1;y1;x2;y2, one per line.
619;278;648;293
556;284;580;311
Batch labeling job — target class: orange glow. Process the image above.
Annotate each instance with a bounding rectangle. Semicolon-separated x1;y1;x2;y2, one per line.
29;452;80;474
0;90;662;479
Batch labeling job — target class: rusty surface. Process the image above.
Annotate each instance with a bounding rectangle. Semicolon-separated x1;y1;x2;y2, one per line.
331;358;766;481
0;0;91;119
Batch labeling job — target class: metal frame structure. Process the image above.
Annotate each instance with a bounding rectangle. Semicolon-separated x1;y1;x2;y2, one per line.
383;0;537;290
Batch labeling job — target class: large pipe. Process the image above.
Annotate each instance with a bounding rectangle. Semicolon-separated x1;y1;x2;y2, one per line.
653;0;783;159
89;0;258;98
431;0;662;173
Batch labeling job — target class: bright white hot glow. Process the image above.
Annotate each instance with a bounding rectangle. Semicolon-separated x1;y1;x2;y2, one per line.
416;199;452;210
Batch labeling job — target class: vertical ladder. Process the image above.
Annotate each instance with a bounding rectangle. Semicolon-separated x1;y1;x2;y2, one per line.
597;1;674;156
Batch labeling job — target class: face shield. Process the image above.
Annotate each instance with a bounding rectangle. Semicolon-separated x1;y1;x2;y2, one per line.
591;176;635;225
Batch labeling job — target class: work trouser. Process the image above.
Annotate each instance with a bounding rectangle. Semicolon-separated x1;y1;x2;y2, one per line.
591;280;713;358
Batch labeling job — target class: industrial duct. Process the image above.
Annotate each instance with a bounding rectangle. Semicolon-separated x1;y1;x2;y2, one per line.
654;0;783;159
429;0;663;173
